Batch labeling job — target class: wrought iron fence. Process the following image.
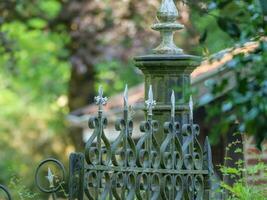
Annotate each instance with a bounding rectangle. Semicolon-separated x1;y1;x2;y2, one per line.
36;85;214;200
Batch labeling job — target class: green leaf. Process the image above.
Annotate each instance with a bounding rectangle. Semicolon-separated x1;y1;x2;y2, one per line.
27;18;47;29
217;17;241;38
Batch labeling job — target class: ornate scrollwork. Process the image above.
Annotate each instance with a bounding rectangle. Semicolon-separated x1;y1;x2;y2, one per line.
136;173;150;200
111;85;137;167
160;90;183;170
84;170;98;200
194;175;204;200
81;86;211;200
136;85;160;168
182;96;203;171
85;86;111;166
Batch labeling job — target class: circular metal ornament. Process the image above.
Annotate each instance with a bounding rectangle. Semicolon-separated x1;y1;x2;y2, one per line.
0;185;11;200
35;158;66;194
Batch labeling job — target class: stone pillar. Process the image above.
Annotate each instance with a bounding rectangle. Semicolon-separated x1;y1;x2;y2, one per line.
134;0;201;143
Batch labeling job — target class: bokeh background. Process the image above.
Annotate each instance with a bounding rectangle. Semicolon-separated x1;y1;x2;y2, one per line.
0;0;266;199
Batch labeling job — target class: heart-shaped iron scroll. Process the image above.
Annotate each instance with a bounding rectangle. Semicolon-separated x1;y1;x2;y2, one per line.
160;174;184;200
111;85;137;167
136;85;160;168
160;91;183;170
136;173;150;200
182;96;203;170
85;86;111;166
194;175;204;200
111;172;125;200
84;170;99;200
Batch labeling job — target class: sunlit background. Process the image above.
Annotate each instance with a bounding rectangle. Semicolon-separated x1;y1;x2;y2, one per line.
0;0;266;199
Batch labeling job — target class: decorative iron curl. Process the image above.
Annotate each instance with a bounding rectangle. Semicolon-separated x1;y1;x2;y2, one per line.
85;86;111;166
111;85;137;167
81;86;211;199
0;184;11;200
160;90;183;170
35;158;66;199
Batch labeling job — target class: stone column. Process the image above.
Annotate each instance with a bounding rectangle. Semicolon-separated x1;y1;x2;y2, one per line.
134;0;201;143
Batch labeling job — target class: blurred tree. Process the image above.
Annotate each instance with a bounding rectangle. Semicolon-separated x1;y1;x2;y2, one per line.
56;0;160;149
0;0;71;198
0;0;266;197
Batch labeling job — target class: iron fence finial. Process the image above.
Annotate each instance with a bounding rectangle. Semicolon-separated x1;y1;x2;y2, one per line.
145;85;156;116
189;95;193;122
171;90;175;118
46;167;55;188
204;136;214;174
124;84;128;109
152;0;184;54
94;85;108;112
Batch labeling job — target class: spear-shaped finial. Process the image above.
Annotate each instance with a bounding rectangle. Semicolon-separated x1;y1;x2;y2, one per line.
145;85;156;116
204;136;214;173
94;85;108;111
189;95;193;122
152;0;184;54
171;90;175;118
124;84;128;109
46;167;54;188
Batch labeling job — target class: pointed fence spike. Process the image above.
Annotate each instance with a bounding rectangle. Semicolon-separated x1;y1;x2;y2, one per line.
171;90;175;118
98;85;104;100
204;136;214;173
46;167;54;187
145;85;156;115
124;84;128;109
148;85;153;102
189;95;193;122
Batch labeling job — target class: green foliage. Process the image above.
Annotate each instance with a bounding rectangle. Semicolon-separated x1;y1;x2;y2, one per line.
0;0;70;195
9;177;39;200
218;142;267;200
95;59;142;96
0;0;266;198
189;0;267;147
208;41;267;147
221;181;267;200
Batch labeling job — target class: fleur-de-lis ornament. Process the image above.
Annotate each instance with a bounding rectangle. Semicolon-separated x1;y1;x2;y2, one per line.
94;85;108;112
46;167;54;188
145;85;156;116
